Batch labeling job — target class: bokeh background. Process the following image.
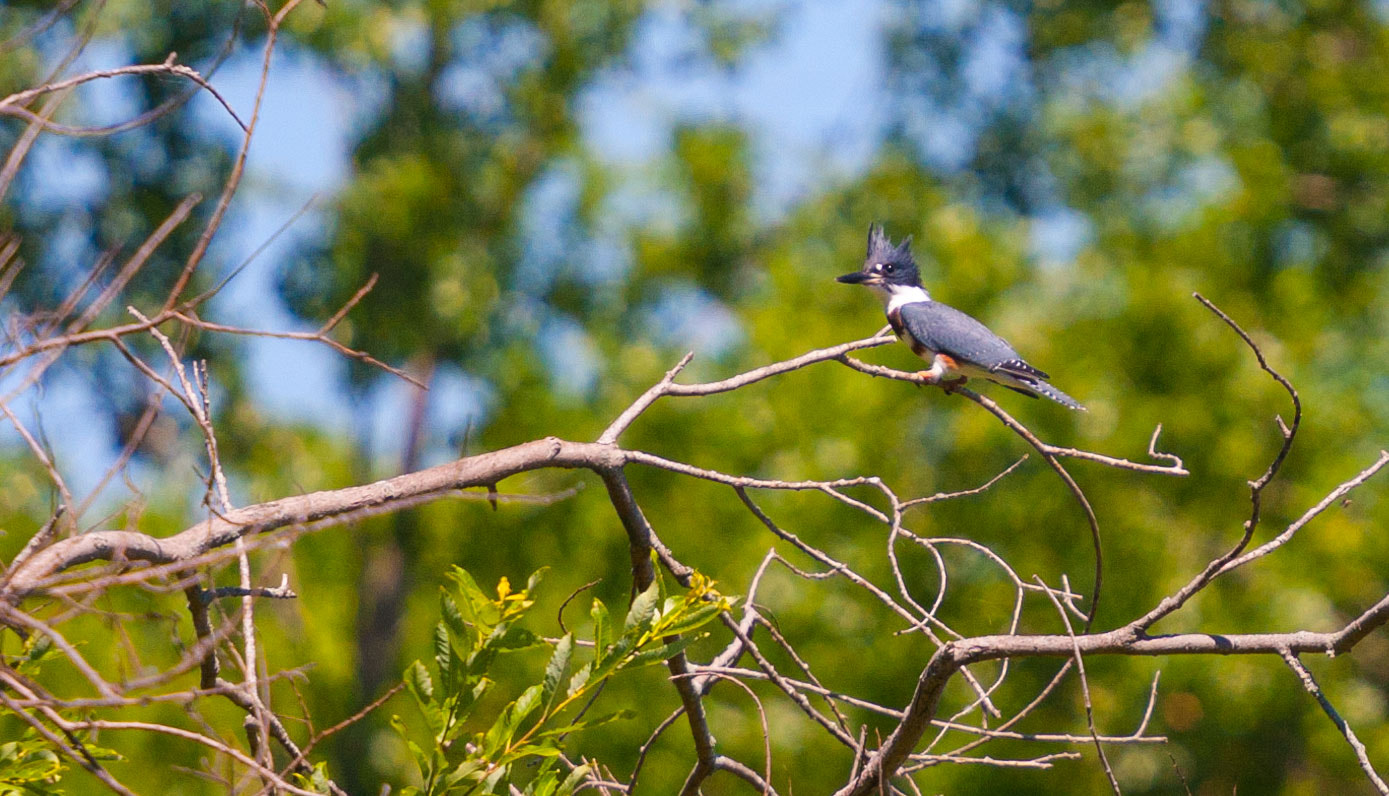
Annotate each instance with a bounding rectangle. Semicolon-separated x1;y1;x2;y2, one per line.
4;0;1389;793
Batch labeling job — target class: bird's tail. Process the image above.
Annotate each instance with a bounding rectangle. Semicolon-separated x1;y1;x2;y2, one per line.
1026;380;1086;411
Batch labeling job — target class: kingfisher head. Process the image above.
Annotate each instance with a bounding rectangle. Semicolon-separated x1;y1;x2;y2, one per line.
836;224;924;302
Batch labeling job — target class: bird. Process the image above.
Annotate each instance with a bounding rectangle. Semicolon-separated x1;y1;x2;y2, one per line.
836;223;1085;410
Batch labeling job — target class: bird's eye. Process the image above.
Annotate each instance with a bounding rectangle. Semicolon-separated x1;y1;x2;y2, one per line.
882;262;896;274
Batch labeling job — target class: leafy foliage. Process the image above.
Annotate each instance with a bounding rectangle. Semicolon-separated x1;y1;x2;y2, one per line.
0;635;127;795
0;739;63;796
0;636;64;795
392;566;730;794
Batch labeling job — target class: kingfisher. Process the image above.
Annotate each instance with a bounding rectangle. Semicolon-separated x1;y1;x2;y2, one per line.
837;224;1085;410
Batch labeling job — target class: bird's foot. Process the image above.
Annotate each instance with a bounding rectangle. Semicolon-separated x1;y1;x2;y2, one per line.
941;376;969;394
914;371;967;392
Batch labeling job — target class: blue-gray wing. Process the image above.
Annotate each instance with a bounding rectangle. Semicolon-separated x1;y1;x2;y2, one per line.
898;301;1048;380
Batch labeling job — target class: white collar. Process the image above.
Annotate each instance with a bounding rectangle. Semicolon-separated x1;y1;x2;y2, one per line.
882;284;931;313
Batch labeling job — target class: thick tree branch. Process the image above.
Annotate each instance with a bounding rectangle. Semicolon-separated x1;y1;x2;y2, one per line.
3;438;622;598
837;598;1389;796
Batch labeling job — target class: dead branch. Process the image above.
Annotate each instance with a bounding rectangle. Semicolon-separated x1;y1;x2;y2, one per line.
1280;650;1389;795
835;297;1388;796
0;56;247;131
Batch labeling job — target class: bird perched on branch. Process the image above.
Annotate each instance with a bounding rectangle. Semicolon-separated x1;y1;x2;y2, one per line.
837;224;1085;410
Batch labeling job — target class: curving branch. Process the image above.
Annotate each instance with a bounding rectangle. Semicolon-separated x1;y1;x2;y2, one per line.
4;314;1176;601
838;571;1389;796
2;438;621;597
0;54;247;132
598;333;896;444
835;296;1389;795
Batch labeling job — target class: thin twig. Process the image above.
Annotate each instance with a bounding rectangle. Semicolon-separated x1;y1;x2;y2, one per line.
1036;576;1121;794
0;57;246;130
1280;650;1389;795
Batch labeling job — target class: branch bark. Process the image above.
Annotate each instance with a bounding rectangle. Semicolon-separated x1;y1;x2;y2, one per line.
3;438;622;598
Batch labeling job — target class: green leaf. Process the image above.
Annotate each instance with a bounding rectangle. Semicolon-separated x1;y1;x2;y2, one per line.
406;659;435;704
513;683;544;727
440;589;468;641
566;662;592;698
624;579;660;633
448;566;500;628
655;554;670;604
557;764;592;795
442;759;486;788
391;714;434;780
526;566;549;594
0;740;62;784
450;677;491;729
661;595;681;618
22;635;54;667
481;684;543;758
590;598;610;656
541;634;573;708
76;742;122;762
482;764;509;792
402;666;443;737
503;743;563;760
466;642;498;679
290;761;335;794
590;635;634;682
657;600;726;637
494;624;541;650
526;767;558;796
531;709;636;740
433;622;458;695
626;635;699;668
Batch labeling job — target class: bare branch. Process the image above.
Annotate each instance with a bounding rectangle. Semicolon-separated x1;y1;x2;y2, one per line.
1280;650;1389;795
675;672;777;796
162;0;312;310
1035;576;1121;794
599;334;896;444
0;56;247;131
837;356;1188;476
1217;451;1389;573
1132;295;1305;632
196;577;298;603
901;456;1028;509
598;351;695;444
4;438;624;597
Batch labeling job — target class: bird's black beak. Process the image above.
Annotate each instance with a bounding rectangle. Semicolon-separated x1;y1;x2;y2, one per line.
836;271;872;284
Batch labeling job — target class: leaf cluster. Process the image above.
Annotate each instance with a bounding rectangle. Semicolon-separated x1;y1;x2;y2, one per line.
390;565;730;795
0;636;121;795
